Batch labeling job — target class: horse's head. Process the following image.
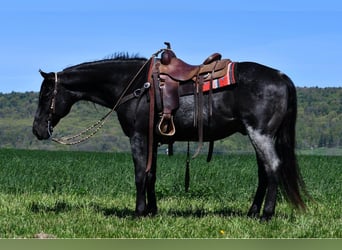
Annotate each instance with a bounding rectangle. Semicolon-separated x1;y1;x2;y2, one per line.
32;56;149;140
32;70;76;140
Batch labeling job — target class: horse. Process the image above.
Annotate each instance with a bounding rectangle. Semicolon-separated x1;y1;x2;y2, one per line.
32;48;308;221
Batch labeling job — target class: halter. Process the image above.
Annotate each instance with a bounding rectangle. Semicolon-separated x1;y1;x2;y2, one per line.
48;57;153;145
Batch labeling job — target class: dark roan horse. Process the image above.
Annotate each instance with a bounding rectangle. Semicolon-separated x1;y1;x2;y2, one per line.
32;46;308;221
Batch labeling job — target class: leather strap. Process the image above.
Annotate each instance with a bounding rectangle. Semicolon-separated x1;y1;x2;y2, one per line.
153;63;163;113
146;59;156;173
192;75;204;158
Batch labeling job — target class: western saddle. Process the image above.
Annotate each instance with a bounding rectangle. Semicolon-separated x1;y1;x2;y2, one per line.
145;43;235;174
146;43;234;162
152;43;231;138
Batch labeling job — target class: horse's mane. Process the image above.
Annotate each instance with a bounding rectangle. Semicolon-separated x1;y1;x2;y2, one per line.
103;52;145;60
63;52;147;71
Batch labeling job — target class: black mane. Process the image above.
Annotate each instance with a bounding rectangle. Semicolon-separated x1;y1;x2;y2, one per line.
63;53;147;71
104;52;145;60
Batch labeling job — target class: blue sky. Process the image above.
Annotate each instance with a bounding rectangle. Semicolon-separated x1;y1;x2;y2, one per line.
0;0;341;93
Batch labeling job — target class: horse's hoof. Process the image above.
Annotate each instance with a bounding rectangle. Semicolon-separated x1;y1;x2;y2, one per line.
247;205;260;218
135;209;147;217
135;208;158;217
247;211;259;219
260;214;273;222
147;207;158;216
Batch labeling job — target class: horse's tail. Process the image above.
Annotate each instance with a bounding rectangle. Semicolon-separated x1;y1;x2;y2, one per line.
275;76;307;210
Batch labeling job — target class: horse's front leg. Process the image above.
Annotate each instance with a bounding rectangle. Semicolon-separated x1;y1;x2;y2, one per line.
130;132;158;216
130;132;149;216
146;143;158;215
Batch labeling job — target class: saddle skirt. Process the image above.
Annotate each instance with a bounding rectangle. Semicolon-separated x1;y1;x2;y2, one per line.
202;62;236;92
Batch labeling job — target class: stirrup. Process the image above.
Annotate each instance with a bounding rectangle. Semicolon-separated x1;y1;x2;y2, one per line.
157;114;176;136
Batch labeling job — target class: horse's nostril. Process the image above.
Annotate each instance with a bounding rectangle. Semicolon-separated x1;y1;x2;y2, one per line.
32;124;38;136
32;129;42;140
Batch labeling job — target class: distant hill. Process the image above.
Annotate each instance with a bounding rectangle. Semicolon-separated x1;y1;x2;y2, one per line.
0;87;341;154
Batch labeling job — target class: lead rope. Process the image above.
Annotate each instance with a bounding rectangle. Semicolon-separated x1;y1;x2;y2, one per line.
51;57;152;145
51;111;113;145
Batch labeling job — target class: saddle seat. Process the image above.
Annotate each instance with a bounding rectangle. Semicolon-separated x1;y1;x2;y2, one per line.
159;50;224;82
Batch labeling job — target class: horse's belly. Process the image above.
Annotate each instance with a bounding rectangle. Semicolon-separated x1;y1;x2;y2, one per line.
172;116;245;142
171;92;244;141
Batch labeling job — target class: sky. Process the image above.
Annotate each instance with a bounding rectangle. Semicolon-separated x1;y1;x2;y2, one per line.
0;0;341;93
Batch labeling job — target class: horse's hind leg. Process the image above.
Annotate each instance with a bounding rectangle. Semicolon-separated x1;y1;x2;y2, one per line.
247;156;267;217
247;127;280;221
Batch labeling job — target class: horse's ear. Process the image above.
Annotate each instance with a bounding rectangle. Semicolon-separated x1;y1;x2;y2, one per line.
39;69;49;79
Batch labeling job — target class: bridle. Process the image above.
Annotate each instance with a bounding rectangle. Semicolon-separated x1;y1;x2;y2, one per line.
47;72;58;138
47;56;154;145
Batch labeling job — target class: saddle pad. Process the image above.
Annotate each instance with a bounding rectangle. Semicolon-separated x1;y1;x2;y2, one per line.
202;62;236;92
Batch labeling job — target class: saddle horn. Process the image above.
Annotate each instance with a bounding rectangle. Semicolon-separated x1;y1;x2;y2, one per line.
161;48;177;65
164;42;171;49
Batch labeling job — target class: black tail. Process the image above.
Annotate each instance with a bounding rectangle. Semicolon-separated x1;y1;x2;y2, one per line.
275;77;307;210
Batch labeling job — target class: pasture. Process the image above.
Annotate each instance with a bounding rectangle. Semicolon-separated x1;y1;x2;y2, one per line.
0;148;340;238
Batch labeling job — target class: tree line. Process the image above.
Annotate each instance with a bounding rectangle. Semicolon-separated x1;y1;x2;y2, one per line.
0;87;341;153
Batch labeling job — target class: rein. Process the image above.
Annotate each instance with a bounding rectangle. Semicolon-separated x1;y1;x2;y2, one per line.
49;57;153;145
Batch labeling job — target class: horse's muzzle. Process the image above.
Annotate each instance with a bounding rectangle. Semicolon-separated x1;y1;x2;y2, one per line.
32;121;52;140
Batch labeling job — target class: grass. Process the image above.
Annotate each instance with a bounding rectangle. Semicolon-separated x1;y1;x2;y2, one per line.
0;148;341;238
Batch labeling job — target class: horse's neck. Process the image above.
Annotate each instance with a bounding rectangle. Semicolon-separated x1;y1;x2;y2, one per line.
63;71;123;109
63;60;148;109
84;81;120;108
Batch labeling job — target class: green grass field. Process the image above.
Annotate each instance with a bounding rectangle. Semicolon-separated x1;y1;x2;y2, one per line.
0;148;341;238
